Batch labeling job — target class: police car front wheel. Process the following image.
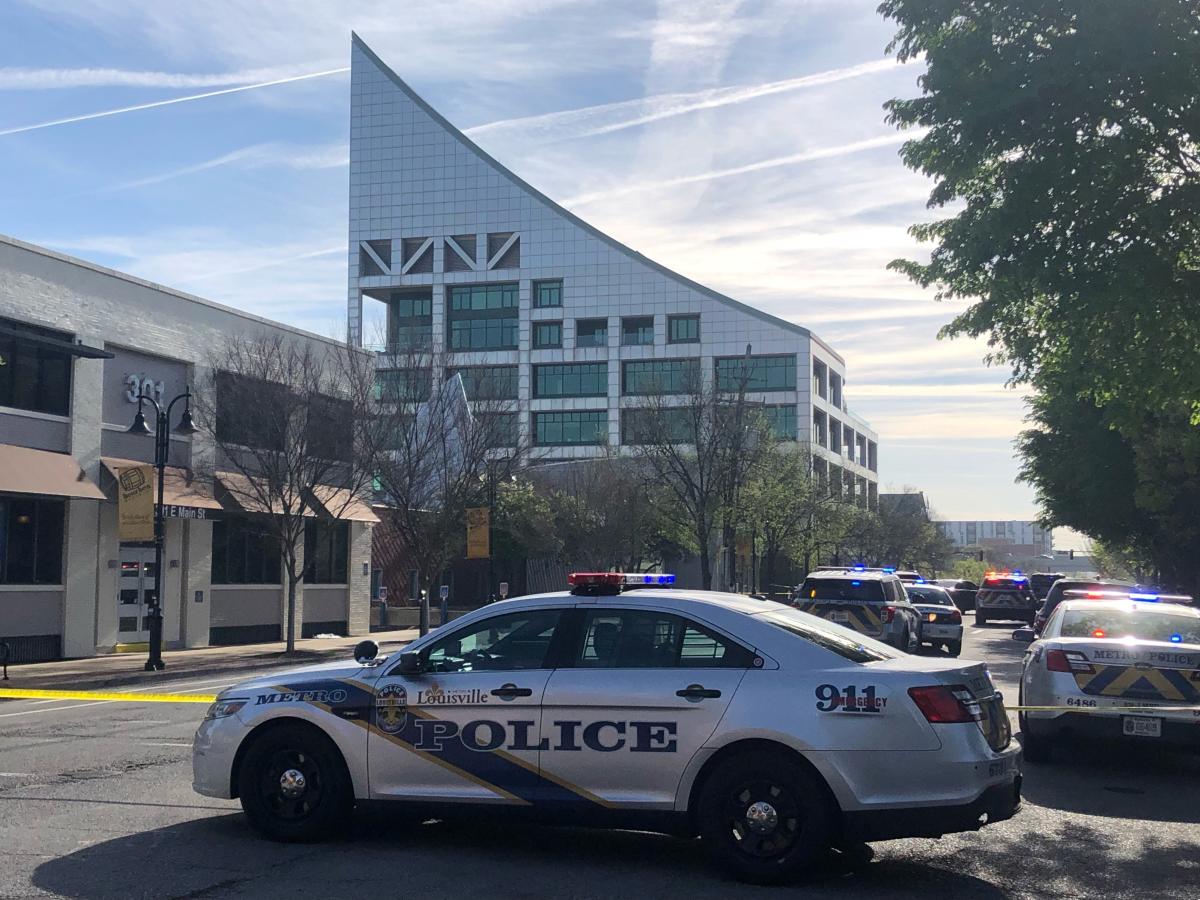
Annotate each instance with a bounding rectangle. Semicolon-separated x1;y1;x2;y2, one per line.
238;723;353;841
697;751;835;884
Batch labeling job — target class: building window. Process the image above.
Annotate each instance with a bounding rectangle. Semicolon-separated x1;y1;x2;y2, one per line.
478;411;519;447
534;280;563;308
449;366;518;400
667;314;700;344
304;520;349;585
376;368;432;403
533;321;563;349
534;363;607;398
215;371;288;451
829;418;842;453
764;405;797;440
447;284;519;351
813;409;827;447
830;372;843;409
0;496;64;585
575;318;608;348
622;359;700;395
621;316;655;346
211;515;281;585
621;407;692;445
534;410;608;446
714;354;796;392
385;288;432;351
0;320;73;417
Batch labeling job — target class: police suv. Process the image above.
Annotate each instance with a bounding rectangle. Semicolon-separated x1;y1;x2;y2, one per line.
975;572;1039;626
194;574;1020;884
796;568;922;653
1013;596;1199;762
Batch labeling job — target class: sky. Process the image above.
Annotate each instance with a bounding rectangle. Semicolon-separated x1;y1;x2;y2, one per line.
0;0;1052;528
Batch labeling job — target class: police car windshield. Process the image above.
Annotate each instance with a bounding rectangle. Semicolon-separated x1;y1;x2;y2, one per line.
1059;609;1200;644
801;578;885;602
906;586;954;606
758;608;897;663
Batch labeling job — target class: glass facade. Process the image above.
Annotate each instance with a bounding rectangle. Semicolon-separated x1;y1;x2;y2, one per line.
621;316;655;346
304;520;349;584
477;411;518;447
575;318;608;347
764;404;798;439
450;365;518;400
0;496;64;584
447;284;519;351
534;280;563;308
0;321;72;416
622;358;700;395
387;291;432;350
376;368;431;402
715;354;797;392
534;363;607;398
621;407;692;445
534;410;608;445
211;515;282;585
667;314;700;344
533;321;563;349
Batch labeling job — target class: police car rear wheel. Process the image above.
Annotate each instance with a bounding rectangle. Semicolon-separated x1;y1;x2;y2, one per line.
698;751;833;884
239;724;351;841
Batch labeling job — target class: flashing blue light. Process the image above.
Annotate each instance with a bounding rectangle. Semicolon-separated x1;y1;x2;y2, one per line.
852;565;866;572
1129;592;1159;601
1011;575;1027;582
916;578;926;584
882;567;896;574
1170;633;1183;643
1014;569;1023;576
851;580;862;586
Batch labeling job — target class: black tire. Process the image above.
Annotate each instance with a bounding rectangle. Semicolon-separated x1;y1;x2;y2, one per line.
238;723;353;842
697;750;835;885
1018;685;1052;764
976;611;987;626
946;640;962;657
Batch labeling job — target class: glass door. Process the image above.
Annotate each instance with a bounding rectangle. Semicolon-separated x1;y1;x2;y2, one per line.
116;547;156;642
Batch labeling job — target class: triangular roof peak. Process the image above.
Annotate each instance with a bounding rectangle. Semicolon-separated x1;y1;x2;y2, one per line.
350;34;842;358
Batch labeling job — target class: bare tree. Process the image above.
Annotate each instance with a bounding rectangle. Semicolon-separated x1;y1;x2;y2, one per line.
195;331;379;653
369;345;526;602
626;363;770;590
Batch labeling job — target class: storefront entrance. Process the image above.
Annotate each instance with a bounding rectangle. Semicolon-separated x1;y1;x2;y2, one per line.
116;546;157;643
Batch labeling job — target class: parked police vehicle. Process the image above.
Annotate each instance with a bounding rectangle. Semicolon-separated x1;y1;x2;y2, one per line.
194;573;1021;884
975;572;1039;626
1013;597;1200;762
797;568;921;653
906;584;965;657
1029;572;1064;601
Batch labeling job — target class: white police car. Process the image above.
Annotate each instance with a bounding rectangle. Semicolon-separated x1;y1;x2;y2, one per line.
1013;597;1200;763
194;573;1021;884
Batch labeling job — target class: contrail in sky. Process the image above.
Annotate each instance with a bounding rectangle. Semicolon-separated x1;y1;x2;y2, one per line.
0;67;349;137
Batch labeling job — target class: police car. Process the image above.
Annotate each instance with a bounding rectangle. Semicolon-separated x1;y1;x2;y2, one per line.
905;584;965;656
194;573;1020;884
1013;598;1200;763
796;568;921;653
975;572;1038;626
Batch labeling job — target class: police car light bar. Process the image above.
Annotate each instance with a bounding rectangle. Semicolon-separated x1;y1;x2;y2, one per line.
568;572;676;595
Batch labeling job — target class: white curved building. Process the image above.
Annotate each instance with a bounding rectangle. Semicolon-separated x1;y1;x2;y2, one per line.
346;35;878;506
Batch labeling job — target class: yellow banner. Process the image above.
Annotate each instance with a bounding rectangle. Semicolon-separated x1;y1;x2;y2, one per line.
466;506;490;559
118;464;155;542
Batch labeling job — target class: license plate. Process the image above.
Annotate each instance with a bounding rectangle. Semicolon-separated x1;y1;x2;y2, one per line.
926;625;955;636
1122;715;1162;738
987;757;1015;778
830;611;850;624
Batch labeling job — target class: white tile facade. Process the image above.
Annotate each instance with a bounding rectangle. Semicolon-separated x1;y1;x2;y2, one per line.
347;36;877;485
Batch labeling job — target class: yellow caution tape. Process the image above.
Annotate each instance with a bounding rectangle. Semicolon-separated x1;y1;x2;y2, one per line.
0;687;216;704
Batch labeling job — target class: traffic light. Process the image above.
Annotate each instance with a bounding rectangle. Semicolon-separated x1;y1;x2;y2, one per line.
977;550;984;562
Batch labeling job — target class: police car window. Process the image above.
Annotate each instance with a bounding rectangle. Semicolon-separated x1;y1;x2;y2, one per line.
906;587;954;606
577;611;751;669
801;578;885;602
1058;609;1200;644
425;610;562;673
758;608;897;663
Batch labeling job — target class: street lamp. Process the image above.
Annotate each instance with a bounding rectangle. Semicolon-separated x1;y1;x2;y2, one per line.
127;388;197;671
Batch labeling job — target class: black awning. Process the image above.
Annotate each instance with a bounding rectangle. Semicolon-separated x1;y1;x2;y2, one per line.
0;321;114;359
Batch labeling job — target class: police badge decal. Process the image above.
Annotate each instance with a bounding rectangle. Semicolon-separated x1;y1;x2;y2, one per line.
375;684;408;734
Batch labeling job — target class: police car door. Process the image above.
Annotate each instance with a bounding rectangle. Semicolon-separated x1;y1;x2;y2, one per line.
536;606;751;809
368;607;565;805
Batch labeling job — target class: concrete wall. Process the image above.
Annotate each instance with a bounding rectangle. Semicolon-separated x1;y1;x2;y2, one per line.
0;587;62;636
303;587;347;624
0;410;69;452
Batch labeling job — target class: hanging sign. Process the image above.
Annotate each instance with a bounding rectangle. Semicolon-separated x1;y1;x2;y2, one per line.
466;507;490;559
118;465;155;542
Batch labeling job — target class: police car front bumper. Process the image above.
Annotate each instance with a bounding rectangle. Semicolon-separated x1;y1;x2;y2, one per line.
192;715;243;800
842;777;1022;842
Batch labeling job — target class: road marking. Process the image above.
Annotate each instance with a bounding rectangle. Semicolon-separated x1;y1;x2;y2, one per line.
145;742;192;748
0;772;34;777
0;700;116;718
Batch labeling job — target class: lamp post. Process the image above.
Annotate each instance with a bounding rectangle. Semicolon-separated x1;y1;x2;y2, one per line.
127;389;197;671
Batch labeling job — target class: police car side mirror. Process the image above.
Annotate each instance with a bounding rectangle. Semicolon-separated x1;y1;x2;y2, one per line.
1011;627;1036;644
354;640;379;663
398;651;423;676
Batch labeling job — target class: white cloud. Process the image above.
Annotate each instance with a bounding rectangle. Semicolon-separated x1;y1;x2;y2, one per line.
99;141;348;191
0;63;344;90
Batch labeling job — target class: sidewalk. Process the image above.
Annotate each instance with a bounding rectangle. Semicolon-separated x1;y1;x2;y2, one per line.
1;629;420;692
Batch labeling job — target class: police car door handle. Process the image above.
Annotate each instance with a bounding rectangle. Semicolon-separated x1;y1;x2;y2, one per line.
677;684;722;700
491;684;533;700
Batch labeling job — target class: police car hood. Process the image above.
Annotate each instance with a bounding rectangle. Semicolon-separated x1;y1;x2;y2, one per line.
225;658;384;694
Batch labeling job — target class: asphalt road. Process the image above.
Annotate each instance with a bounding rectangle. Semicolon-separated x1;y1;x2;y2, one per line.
1;615;1198;899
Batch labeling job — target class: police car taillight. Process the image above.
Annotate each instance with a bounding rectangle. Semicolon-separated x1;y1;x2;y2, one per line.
1045;649;1093;674
907;685;978;724
881;606;897;623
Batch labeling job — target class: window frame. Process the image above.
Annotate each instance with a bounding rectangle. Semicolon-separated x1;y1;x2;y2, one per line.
400;607;571;675
621;316;655;346
533;279;563;309
211;514;282;585
304;519;349;585
621;358;700;396
532;320;564;350
533;362;608;399
0;495;65;585
575;318;608;348
714;354;797;392
667;314;700;344
0;321;74;417
533;410;609;446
